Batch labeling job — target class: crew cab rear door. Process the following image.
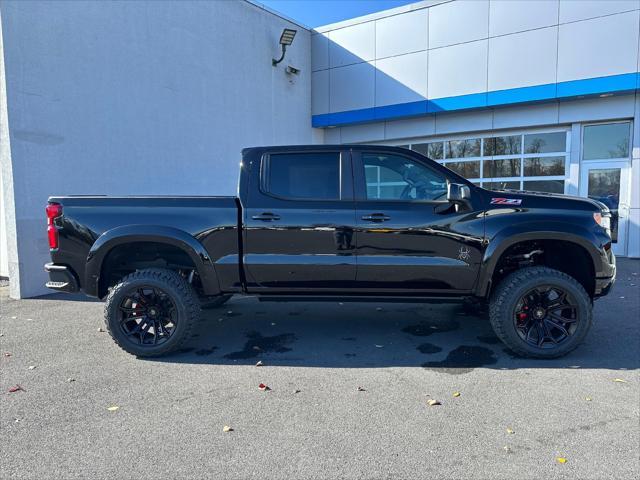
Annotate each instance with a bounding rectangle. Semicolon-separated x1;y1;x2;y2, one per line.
352;150;484;293
243;149;356;292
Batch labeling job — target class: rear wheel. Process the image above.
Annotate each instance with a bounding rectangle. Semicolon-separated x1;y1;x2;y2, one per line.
104;268;200;357
489;266;592;358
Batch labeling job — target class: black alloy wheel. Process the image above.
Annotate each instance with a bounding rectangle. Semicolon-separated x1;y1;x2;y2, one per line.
118;286;178;346
513;286;578;348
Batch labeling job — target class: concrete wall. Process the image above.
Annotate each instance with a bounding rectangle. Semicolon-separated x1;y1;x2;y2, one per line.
312;0;640;126
0;0;316;298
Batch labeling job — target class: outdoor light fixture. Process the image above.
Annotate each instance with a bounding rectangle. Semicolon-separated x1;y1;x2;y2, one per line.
272;28;297;66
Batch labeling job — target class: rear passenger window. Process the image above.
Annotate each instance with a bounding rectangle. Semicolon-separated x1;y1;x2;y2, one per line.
266;152;340;200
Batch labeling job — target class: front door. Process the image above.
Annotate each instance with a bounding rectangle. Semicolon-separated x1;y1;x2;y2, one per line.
243;150;357;292
579;160;631;256
352;151;485;294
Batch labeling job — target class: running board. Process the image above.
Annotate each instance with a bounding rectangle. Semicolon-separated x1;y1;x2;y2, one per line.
257;295;467;304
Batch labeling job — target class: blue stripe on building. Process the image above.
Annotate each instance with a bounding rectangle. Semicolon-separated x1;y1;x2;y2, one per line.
312;72;640;128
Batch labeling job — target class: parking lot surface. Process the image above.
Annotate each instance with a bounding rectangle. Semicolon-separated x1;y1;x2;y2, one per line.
1;260;639;479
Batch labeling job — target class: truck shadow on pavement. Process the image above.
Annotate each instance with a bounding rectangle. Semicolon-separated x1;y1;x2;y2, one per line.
146;291;639;372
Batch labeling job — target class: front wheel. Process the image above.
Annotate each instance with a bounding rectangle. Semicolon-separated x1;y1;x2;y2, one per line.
104;268;201;357
489;266;592;358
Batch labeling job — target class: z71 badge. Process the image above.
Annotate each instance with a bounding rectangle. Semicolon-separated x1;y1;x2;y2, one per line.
491;197;522;206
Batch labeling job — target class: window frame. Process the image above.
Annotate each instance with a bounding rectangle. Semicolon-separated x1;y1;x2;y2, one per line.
580;120;633;163
352;150;454;204
259;150;352;202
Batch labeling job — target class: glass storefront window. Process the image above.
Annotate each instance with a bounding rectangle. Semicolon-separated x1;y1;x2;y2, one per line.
523;180;565;194
524;132;566;154
412;142;443;160
401;129;567;195
446;138;480;158
484;181;521;190
582;123;630;160
444;161;480;178
523;156;565;176
484;158;521;178
484;135;521;156
586;168;622;242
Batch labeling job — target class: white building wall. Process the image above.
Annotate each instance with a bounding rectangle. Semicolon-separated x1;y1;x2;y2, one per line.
311;0;640;119
0;0;315;298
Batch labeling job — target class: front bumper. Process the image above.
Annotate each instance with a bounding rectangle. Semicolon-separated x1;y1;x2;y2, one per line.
44;263;79;293
594;250;616;298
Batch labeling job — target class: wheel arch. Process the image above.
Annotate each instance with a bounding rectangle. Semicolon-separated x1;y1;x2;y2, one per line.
477;226;602;298
85;225;220;298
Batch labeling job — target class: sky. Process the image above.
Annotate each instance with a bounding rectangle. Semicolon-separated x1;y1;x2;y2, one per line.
259;0;418;27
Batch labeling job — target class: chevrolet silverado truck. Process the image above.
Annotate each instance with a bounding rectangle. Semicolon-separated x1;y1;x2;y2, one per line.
45;145;616;358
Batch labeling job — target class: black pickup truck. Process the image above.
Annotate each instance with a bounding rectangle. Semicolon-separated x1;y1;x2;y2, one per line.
45;145;616;358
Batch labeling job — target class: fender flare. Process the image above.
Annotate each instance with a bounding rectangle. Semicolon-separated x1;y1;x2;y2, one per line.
85;225;220;297
476;223;603;298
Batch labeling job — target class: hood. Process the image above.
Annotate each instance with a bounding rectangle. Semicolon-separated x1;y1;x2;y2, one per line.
484;189;609;213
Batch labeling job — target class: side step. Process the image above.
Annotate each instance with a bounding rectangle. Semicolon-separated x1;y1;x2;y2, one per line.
257;295;467;304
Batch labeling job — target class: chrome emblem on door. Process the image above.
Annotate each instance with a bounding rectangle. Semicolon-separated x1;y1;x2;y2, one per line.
458;246;471;262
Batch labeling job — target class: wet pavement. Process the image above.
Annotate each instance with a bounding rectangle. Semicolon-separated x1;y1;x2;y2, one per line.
1;259;638;479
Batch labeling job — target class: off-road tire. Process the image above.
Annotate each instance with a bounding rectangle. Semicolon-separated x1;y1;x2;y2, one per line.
489;266;592;359
104;268;200;357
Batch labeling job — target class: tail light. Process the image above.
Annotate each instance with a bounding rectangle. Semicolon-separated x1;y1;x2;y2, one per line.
46;203;63;249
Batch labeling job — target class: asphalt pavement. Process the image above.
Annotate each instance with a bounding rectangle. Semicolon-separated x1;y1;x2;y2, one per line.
1;260;639;479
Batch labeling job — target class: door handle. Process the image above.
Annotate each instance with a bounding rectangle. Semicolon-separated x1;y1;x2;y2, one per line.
361;213;390;222
252;212;280;221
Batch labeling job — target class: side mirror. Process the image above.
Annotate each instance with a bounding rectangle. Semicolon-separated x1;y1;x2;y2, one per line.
447;183;471;204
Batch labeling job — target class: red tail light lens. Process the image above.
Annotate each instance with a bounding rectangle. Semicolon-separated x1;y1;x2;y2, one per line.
46;203;63;249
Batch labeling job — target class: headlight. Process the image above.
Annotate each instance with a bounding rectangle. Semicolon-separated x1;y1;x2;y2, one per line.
593;212;611;231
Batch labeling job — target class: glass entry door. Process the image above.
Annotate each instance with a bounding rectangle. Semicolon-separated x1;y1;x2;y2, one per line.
579;161;631;256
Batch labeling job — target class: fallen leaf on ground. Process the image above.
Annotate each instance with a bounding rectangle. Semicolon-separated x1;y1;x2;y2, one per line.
223;425;233;432
427;399;441;406
106;405;119;412
357;386;366;392
8;385;24;393
255;360;263;367
452;392;461;397
506;427;514;434
28;365;36;370
258;383;270;391
613;378;628;383
556;457;567;464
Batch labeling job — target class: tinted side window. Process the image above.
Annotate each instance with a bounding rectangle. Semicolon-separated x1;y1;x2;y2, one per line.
363;153;447;201
267;152;340;200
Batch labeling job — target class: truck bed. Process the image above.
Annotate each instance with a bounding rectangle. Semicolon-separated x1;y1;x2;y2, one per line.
48;195;242;296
